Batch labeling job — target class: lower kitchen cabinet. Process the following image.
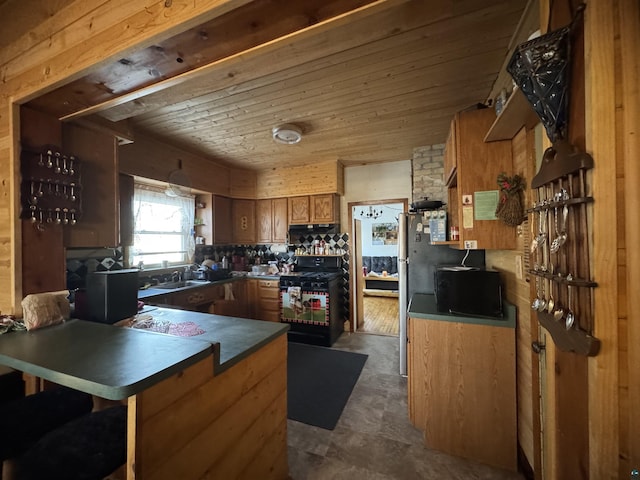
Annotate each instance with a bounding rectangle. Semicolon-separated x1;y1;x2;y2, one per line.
247;278;281;322
208;280;248;318
408;314;517;471
155;281;247;317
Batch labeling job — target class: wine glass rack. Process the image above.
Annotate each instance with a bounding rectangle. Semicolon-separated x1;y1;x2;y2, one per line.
20;146;82;230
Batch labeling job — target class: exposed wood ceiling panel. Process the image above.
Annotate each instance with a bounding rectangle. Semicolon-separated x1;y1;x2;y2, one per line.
26;0;528;171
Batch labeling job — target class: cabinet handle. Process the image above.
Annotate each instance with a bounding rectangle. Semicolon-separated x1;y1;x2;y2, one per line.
531;341;545;354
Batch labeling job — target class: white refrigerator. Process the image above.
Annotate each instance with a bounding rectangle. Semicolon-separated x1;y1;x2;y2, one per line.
397;212;485;375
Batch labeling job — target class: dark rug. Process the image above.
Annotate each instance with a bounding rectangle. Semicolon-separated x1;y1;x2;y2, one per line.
287;342;368;430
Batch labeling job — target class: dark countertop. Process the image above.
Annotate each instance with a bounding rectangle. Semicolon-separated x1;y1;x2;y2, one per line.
0;310;288;400
140;308;288;373
408;293;516;328
138;275;242;300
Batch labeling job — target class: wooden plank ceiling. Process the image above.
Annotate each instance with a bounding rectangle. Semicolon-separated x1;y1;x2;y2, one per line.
26;0;527;171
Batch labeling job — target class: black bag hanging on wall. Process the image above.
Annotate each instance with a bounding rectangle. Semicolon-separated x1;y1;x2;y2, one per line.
506;4;585;143
507;26;571;143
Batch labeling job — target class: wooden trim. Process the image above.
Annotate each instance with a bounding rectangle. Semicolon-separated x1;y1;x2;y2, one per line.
347;198;408;331
60;0;409;122
584;0;620;477
620;0;640;471
8;0;255;104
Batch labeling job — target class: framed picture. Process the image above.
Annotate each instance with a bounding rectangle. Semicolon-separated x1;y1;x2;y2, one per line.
372;223;398;245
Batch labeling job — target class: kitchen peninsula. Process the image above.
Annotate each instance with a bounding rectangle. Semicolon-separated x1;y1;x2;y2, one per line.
0;310;289;479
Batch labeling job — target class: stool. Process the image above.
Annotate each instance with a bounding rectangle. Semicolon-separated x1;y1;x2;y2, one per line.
0;386;93;477
15;405;127;480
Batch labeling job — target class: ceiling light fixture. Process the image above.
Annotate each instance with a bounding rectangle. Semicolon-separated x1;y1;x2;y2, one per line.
359;206;383;219
272;124;303;145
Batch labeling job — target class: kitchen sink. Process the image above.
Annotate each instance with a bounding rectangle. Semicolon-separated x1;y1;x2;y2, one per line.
155;280;210;290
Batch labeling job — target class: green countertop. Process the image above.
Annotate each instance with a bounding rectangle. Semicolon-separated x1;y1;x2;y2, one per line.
408;293;516;328
0;310;288;400
138;275;242;300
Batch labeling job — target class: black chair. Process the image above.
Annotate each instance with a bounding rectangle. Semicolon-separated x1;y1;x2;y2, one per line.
0;386;94;468
15;405;127;480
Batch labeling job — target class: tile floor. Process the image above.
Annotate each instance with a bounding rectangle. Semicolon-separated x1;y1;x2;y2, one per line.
287;332;525;480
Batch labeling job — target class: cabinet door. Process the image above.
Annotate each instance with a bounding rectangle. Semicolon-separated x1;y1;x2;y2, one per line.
272;198;288;243
119;174;134;247
246;279;258;319
443;118;457;186
62;123;119;247
212;195;232;244
449;108;516;250
288;196;310;224
310;194;338;223
232;199;256;244
256;199;273;244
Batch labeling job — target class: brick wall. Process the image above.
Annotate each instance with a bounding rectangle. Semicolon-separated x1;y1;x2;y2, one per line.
411;144;446;203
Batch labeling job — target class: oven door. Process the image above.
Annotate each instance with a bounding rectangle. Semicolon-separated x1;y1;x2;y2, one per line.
280;286;329;325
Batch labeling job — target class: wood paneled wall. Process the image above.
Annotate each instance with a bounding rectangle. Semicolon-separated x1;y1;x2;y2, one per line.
485;126;538;474
128;335;288;479
619;0;640;474
0;0;246;314
255;159;345;198
118;133;256;198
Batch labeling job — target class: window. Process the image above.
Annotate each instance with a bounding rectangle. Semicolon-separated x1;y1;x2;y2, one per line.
131;182;195;267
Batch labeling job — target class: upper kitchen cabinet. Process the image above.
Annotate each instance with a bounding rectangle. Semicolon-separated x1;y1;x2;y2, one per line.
288;194;340;225
311;194;340;224
446;108;516;250
257;198;288;244
443;119;457;186
62;123;119;248
288;196;310;224
232;199;256;244
193;194;232;245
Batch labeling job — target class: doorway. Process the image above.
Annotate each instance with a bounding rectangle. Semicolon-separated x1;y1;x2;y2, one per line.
349;199;407;336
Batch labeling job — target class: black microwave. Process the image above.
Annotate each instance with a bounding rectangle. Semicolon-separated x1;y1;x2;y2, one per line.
434;267;503;318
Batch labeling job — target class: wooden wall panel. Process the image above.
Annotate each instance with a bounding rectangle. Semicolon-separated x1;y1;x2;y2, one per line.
619;0;640;475
0;0;246;313
256;159;344;198
19;106;66;297
118;134;256;198
485;126;538;474
584;0;620;478
129;334;287;480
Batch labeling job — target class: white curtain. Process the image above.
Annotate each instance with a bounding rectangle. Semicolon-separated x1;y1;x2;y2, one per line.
132;182;195;265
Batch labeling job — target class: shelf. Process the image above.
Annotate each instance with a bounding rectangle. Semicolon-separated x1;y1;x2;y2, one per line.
484;88;540;142
430;240;459;246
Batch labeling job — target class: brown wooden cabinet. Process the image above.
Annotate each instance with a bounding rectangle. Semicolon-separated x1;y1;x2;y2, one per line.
445;108;516;250
310;194;339;223
443;118;457;186
288;196;310;224
408;315;516;471
212;195;232;244
208;280;248;317
62;123;119;248
119;174;134;247
194;194;233;245
257;198;288;244
247;278;281;322
288;194;339;225
156;281;248;317
232;199;256;244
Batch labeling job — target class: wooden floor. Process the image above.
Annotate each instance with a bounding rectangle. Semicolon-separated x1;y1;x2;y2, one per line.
361;296;399;336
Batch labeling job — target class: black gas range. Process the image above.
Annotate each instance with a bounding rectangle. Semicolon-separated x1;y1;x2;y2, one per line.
279;256;344;346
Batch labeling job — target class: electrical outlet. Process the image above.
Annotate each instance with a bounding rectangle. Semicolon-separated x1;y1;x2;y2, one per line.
515;255;523;280
463;240;477;249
